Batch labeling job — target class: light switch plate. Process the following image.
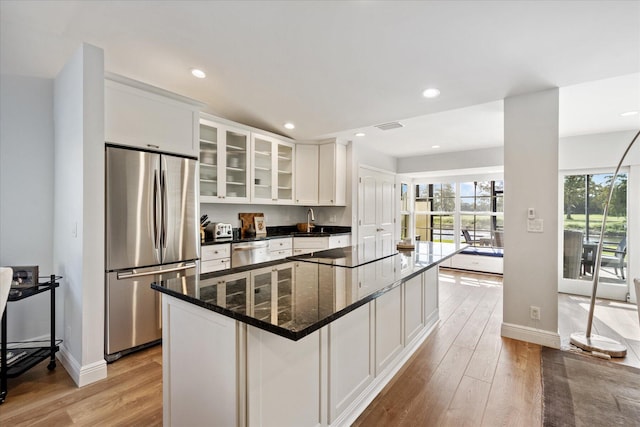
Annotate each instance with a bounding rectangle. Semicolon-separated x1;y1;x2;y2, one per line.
527;219;544;233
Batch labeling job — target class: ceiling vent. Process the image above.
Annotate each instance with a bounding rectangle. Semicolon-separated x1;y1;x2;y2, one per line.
374;121;404;131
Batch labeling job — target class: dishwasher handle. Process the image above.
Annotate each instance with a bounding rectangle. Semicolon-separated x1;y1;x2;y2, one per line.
233;242;269;251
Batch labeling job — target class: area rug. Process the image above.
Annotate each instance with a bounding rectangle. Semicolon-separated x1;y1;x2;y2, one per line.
541;346;640;426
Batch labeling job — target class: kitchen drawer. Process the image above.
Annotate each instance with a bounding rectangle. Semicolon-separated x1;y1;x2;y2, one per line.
202;244;231;261
269;237;293;251
201;258;231;274
293;236;329;250
329;234;351;249
269;249;293;261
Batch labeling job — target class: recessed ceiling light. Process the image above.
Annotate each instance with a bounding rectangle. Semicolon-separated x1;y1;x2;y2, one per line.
422;88;441;98
432;145;440;149
355;132;366;137
620;111;639;117
284;122;295;130
191;68;206;78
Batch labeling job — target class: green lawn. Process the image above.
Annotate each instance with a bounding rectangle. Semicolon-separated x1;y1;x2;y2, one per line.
564;214;626;240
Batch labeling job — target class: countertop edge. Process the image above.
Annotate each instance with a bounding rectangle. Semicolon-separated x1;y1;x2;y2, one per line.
153;247;461;341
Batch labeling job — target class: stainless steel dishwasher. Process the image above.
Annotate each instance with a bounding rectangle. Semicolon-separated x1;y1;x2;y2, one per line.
231;241;270;267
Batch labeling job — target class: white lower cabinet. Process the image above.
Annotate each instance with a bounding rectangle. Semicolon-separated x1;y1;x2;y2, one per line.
162;266;441;427
374;286;403;375
268;236;293;260
247;327;321;427
328;305;373;424
293;236;329;255
200;243;231;274
163;297;237;427
404;274;425;345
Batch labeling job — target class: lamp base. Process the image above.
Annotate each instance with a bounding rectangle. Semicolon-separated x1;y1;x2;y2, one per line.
570;332;627;358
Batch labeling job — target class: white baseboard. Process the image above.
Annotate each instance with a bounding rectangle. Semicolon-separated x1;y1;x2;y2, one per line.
58;344;107;387
501;322;561;348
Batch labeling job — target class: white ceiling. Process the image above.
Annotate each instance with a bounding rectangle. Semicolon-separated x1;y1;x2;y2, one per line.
1;1;639;157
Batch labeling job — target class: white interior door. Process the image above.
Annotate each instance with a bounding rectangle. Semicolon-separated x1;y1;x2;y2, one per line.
358;167;396;257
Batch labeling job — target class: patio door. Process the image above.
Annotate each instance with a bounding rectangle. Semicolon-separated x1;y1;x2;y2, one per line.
559;170;629;301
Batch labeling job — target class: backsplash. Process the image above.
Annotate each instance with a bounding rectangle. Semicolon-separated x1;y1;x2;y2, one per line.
199;204;349;228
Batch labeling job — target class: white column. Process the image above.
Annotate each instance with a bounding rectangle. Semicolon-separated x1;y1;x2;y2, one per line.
54;43;107;386
502;88;561;348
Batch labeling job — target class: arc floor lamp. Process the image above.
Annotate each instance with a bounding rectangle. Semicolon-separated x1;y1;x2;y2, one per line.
570;129;639;357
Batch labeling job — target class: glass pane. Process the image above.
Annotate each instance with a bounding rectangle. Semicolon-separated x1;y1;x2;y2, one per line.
562;172;627;283
253;137;273;199
277;144;293;200
200;123;218;197
460;182;475;197
477;181;492;196
476;197;491;211
226;131;247;198
400;183;409;211
460;197;474;211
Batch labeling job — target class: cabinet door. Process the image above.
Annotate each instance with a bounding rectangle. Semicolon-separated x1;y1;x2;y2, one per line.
404;274;424;345
252;134;295;204
251;134;275;203
199;119;250;203
276;141;295;204
295;144;319;205
105;79;198;156
223;127;250;202
198;121;220;201
319;143;346;206
375;285;403;375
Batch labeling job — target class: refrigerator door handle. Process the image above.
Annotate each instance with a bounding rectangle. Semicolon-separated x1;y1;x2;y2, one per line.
116;262;197;280
153;169;160;249
161;169;168;250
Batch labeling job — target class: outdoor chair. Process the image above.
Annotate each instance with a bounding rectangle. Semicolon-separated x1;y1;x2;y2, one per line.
563;230;583;279
600;236;627;279
461;229;479;245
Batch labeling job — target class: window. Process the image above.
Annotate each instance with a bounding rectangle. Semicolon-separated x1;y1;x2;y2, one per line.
399;183;411;240
414;183;456;244
413;180;504;248
460;180;504;246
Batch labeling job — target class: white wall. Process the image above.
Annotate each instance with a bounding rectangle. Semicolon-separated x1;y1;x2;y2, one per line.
397;146;503;175
0;75;55;341
502;88;560;348
53;43;106;386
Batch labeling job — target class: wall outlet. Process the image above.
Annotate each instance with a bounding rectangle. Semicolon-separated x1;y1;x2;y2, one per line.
530;306;541;320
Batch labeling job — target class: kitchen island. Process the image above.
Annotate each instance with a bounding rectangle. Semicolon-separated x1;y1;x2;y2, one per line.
152;242;460;427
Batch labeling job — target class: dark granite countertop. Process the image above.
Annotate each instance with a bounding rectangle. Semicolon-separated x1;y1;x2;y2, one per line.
152;241;461;341
201;225;351;246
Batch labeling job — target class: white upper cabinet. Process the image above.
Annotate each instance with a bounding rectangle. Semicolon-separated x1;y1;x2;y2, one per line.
251;134;295;204
294;144;319;205
105;78;199;156
319;142;347;206
294;141;347;206
199;118;250;203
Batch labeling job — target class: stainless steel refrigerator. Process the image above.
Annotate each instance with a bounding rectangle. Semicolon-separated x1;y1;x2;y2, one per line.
105;145;198;362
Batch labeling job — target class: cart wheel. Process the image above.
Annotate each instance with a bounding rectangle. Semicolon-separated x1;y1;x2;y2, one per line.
47;361;56;371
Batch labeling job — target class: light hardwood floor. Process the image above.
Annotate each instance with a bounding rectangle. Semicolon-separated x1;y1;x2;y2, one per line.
354;270;541;426
9;271;636;426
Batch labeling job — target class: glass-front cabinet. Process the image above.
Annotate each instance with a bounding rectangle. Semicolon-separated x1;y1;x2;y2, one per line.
251;133;295;204
199;118;250;203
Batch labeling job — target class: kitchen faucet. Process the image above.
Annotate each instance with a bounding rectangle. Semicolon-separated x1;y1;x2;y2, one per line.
307;208;315;232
